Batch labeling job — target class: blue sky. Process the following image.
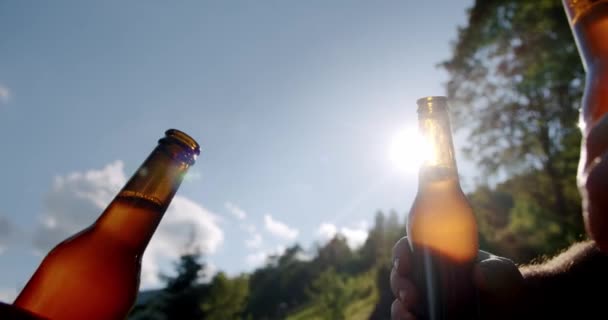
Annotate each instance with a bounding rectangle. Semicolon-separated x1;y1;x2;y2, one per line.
0;0;473;300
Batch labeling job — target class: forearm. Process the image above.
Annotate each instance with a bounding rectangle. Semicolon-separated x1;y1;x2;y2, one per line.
519;241;608;318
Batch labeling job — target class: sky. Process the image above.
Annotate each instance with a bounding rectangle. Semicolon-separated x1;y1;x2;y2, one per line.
0;0;474;301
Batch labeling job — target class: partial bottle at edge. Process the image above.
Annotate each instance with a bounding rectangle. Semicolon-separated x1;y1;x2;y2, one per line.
563;0;608;250
13;129;200;320
406;96;479;320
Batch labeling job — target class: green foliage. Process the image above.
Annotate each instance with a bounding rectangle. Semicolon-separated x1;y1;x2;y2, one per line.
468;169;585;263
128;250;208;320
243;214;405;319
243;245;317;319
159;251;208;319
288;269;377;320
359;211;405;271
306;267;352;320
163;254;205;292
201;272;249;320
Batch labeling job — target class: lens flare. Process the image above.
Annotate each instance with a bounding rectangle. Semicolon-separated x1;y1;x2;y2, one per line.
389;126;434;174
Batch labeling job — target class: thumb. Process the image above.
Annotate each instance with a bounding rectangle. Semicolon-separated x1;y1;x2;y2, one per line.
474;252;525;310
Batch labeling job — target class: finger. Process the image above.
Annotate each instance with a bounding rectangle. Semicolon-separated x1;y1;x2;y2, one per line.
476;249;494;262
474;253;510;288
390;267;418;308
391;299;416;320
474;256;522;291
473;256;524;307
392;236;412;276
583;151;608;252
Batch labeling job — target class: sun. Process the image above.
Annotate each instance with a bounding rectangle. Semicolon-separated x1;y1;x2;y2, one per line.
389;126;431;174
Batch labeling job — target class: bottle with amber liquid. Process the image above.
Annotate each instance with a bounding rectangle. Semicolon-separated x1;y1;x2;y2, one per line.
563;0;608;250
13;129;200;320
406;97;479;320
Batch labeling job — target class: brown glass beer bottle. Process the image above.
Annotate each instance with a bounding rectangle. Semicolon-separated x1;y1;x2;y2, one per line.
563;0;608;251
406;97;479;320
13;129;200;320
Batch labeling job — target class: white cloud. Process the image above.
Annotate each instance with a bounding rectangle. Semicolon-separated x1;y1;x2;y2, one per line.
201;262;218;283
245;251;268;268
354;220;370;230
225;202;247;220
264;214;298;241
340;227;368;249
316;222;369;250
237;221;263;250
295;250;314;262
0;85;9;104
317;223;337;241
245;245;286;268
245;233;263;249
141;195;224;288
240;223;263;249
32;161;224;289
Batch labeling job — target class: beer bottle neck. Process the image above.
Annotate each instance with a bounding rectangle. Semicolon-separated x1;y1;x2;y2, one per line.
96;130;199;252
121;145;191;210
417;97;460;188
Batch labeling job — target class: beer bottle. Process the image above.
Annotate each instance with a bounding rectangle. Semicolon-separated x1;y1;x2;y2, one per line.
563;0;608;250
406;96;479;320
13;129;200;320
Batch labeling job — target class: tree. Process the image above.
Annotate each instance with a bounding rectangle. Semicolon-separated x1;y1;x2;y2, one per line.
201;272;249;320
386;209;404;246
160;250;208;319
128;250;208;320
359;211;388;269
467;169;585;263
316;235;353;273
307;267;352;320
245;244;317;319
441;0;585;249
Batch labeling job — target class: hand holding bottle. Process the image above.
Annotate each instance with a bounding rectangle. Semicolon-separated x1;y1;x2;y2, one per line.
390;237;525;320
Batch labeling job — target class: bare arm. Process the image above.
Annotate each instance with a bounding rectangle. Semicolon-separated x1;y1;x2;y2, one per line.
519;240;608;318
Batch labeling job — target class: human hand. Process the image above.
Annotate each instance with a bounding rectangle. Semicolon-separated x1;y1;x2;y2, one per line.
579;114;608;252
390;236;525;320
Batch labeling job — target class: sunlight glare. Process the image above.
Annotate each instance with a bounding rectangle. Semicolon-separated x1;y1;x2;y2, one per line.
389;126;432;174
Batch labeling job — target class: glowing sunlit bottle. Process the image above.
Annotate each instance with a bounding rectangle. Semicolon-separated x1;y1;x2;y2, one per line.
406;96;479;320
563;0;608;250
13;129;200;320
